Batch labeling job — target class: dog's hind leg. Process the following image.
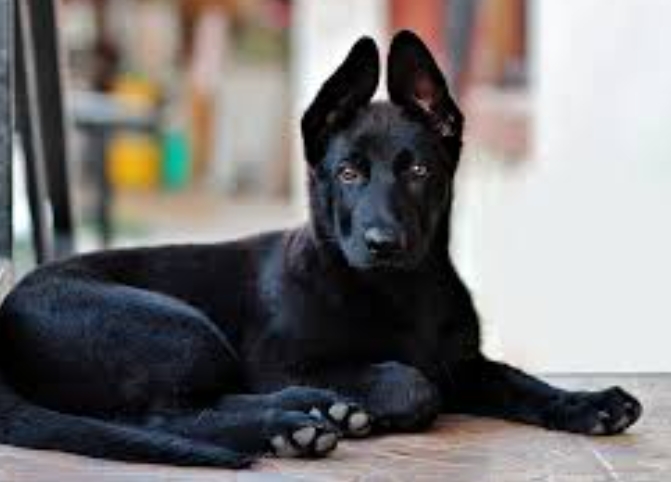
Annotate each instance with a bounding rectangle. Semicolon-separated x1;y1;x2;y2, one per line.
141;386;373;458
0;274;356;460
0;387;252;467
0;273;259;464
0;274;241;416
147;404;340;458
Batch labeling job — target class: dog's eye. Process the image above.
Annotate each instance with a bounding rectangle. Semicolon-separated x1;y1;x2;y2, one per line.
409;163;429;178
338;166;364;184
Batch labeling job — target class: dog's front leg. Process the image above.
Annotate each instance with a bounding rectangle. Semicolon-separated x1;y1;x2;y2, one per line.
293;362;442;433
445;356;642;435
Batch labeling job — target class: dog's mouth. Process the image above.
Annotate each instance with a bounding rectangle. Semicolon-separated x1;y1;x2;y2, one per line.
345;248;420;272
365;260;414;273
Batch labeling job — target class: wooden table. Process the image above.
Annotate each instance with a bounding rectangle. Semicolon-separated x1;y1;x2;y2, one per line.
1;375;669;481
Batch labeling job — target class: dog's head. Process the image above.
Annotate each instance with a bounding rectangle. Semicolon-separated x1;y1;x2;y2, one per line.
302;31;463;271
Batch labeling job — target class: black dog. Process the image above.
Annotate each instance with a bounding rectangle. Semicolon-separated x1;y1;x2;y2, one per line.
0;31;641;468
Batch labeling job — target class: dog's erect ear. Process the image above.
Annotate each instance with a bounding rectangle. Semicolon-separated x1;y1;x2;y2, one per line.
387;30;463;142
301;37;380;165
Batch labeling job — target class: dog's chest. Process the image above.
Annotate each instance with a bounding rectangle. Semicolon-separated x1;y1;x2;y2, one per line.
291;280;453;367
251;253;478;378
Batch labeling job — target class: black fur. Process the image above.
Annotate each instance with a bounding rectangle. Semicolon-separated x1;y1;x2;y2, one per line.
0;31;641;467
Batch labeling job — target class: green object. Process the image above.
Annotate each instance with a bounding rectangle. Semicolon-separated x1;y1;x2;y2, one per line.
162;129;191;190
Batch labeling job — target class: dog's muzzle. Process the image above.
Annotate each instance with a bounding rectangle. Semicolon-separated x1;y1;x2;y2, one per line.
363;227;407;261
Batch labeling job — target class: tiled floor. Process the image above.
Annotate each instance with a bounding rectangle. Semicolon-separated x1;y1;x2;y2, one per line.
0;375;668;482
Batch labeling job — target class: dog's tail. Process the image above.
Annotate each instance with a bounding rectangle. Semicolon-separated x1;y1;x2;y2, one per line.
0;378;251;468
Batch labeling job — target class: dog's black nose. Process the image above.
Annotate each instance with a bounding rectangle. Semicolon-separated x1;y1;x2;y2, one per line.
364;227;404;258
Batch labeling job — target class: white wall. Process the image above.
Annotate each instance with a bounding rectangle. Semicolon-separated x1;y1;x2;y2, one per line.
456;0;671;372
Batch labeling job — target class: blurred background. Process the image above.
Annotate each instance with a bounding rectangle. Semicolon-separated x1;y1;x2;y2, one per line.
10;0;671;372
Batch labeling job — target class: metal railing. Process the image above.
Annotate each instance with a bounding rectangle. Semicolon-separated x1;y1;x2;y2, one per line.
1;0;75;298
0;0;13;298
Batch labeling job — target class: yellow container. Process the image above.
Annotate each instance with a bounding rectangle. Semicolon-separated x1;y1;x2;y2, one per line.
112;77;160;109
107;134;161;190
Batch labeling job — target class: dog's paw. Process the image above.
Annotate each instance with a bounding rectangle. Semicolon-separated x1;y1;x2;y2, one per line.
309;401;372;437
266;411;340;458
271;386;372;437
546;386;642;435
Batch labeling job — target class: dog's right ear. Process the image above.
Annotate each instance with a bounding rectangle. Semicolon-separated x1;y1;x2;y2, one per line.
301;37;380;166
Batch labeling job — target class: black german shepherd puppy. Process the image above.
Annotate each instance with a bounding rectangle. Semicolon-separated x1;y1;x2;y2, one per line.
0;32;641;468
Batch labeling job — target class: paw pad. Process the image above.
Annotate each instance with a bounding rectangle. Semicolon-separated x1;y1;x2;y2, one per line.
270;424;339;458
315;432;338;453
328;403;349;422
348;412;371;435
292;426;317;447
555;387;642;436
270;435;300;457
310;402;372;437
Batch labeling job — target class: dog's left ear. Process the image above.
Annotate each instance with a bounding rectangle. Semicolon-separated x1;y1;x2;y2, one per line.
387;30;463;143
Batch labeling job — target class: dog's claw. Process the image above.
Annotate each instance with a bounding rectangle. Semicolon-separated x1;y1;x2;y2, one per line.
269;417;340;458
